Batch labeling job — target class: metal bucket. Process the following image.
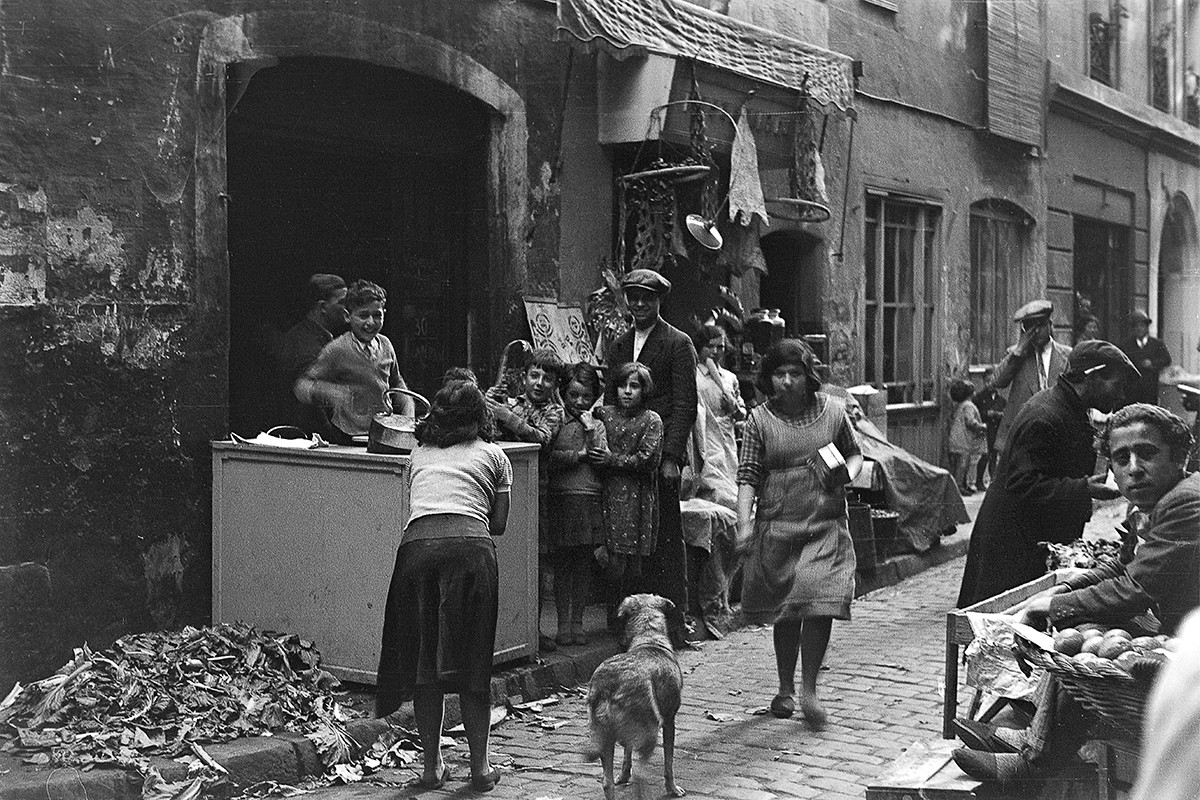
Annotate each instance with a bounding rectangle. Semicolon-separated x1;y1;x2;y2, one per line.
366;389;430;455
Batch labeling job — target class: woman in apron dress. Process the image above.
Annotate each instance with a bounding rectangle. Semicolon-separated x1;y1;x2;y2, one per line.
736;339;863;730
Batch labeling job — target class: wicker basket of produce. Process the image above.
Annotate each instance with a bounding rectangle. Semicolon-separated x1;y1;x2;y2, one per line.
1013;627;1168;741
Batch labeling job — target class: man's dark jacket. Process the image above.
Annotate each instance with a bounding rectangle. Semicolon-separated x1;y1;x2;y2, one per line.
1119;335;1171;405
605;320;698;464
957;379;1096;607
1048;472;1200;635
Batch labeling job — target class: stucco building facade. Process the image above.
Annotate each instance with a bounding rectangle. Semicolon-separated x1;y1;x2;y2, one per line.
1;0;1197;692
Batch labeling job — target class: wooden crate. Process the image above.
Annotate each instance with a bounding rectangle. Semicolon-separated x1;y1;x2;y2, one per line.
868;736;1126;800
866;738;988;799
943;570;1084;738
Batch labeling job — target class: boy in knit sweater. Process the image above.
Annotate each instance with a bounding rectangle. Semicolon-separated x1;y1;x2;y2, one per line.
295;280;413;443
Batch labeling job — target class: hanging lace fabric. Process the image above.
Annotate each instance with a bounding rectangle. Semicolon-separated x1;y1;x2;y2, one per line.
791;78;830;207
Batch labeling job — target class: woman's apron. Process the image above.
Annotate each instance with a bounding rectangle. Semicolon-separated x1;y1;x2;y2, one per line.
742;396;856;622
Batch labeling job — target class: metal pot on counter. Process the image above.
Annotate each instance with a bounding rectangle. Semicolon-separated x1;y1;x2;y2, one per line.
367;388;431;455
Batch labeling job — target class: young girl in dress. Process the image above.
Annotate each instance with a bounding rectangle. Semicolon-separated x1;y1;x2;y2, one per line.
947;379;989;495
595;362;663;625
375;380;509;792
548;362;609;646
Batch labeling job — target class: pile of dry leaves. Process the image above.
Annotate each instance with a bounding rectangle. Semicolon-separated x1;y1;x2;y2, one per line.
0;623;362;796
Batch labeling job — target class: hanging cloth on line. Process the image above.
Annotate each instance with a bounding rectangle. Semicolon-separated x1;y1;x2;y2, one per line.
728;108;769;228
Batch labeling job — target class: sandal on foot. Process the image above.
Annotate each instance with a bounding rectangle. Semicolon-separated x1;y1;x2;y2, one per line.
416;765;450;790
555;631;574;647
470;767;502;792
769;694;795;718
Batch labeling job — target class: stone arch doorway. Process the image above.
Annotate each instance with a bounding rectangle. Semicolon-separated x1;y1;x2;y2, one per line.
1158;191;1200;377
193;13;528;436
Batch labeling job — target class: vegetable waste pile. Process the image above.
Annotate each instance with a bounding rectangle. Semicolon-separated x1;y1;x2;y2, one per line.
1041;537;1123;570
0;623;387;798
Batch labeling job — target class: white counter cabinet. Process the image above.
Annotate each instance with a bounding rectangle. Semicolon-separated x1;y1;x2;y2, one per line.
211;441;540;683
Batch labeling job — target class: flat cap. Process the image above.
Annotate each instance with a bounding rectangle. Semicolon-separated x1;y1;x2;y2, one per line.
1067;339;1140;378
1127;309;1151;324
621;269;671;295
1013;299;1053;323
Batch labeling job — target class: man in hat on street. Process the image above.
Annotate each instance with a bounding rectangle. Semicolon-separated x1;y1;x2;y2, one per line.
957;340;1137;607
1119;309;1172;405
990;299;1072;456
605;269;698;619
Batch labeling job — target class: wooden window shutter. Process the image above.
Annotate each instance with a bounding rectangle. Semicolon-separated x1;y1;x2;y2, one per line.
986;0;1044;147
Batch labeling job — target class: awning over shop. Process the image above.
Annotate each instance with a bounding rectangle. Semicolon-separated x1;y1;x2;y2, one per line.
556;0;855;112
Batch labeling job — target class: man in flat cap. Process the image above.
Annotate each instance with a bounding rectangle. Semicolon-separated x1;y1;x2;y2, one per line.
1119;309;1171;405
990;299;1073;456
605;268;698;617
957;340;1135;607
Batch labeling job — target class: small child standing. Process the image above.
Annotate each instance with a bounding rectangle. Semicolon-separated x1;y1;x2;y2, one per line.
486;348;565;652
595;362;663;626
547;363;609;646
947;379;989;495
972;368;1006;489
295;280;413;443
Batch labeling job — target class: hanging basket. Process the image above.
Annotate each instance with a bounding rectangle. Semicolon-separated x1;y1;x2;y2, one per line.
619;164;712;185
764;197;832;223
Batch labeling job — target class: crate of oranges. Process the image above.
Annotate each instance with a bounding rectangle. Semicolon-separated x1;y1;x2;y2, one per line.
1013;623;1177;740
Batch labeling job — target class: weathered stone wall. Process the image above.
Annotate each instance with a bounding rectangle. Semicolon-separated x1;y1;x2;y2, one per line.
0;0;569;692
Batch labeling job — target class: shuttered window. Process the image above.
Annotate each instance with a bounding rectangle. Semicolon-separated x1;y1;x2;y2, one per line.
865;194;940;407
969;201;1030;365
986;0;1044;147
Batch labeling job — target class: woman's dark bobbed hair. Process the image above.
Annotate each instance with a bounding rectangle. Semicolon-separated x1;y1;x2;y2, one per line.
755;338;822;397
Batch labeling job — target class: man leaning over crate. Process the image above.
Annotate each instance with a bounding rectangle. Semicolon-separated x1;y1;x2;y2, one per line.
951;404;1200;786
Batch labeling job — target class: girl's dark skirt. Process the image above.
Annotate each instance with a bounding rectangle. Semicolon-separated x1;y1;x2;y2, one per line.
375;516;498;718
548;492;603;550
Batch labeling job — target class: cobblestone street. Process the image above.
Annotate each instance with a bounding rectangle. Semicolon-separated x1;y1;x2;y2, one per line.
312;556;970;800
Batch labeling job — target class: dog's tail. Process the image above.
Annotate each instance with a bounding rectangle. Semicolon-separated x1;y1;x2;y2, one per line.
583;699;608;762
585;697;661;762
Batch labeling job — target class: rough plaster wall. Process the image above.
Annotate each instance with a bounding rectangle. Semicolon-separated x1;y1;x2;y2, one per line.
0;0;564;694
842;97;1043;387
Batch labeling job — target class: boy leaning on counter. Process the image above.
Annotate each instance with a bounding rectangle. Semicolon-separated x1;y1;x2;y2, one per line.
294;279;414;444
485;348;566;652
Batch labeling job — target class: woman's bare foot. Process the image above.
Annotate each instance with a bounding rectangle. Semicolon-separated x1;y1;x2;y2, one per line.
799;692;827;730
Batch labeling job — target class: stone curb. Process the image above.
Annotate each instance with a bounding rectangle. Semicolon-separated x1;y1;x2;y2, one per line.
0;532;968;800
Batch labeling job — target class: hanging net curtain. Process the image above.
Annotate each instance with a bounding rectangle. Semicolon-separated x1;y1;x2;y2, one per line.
769;79;832;222
617;165;677;274
688;82;720;228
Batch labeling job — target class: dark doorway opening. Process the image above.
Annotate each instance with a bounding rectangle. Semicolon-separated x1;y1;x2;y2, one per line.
1072;217;1131;345
759;230;824;339
225;56;491;436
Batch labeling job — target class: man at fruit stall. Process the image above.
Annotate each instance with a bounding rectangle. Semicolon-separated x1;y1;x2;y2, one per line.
957;340;1137;607
951;403;1200;786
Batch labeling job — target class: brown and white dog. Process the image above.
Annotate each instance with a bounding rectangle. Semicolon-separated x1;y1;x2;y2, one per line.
584;593;687;800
